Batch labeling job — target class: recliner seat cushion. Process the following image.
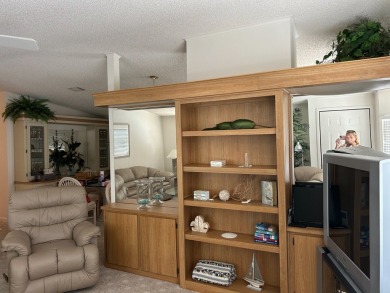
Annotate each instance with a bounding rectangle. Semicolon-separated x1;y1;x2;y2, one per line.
29;239;84;280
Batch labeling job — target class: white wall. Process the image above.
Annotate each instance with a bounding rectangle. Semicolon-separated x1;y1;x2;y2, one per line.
186;17;297;81
374;89;390;151
162;116;177;172
112;109;166;170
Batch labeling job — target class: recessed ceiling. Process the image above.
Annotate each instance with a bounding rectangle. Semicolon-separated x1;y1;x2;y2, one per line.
0;1;389;118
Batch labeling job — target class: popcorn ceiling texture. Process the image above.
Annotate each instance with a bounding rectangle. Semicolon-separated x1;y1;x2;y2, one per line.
0;1;389;117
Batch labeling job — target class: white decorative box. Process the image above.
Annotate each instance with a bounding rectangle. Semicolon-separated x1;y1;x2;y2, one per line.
261;181;278;206
210;160;226;167
194;190;210;201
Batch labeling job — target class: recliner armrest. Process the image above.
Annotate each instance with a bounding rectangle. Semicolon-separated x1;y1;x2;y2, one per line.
1;230;31;256
73;221;101;246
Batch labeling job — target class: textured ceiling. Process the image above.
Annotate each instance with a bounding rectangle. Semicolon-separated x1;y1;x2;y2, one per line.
0;0;389;118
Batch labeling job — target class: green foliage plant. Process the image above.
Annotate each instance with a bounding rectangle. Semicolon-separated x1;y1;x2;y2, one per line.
2;95;56;123
49;130;84;173
316;18;390;64
293;107;310;167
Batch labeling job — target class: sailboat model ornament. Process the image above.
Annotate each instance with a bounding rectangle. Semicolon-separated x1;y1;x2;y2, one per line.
244;253;264;291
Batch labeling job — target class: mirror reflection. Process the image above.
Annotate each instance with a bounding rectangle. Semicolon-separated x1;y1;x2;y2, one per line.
110;107;176;203
292;86;390;169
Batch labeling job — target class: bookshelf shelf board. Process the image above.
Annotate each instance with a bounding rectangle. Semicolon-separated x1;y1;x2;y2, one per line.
182;128;276;137
184;197;279;214
183;164;277;175
185;229;280;253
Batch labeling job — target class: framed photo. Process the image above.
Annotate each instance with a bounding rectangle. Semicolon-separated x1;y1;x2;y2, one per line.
113;124;130;157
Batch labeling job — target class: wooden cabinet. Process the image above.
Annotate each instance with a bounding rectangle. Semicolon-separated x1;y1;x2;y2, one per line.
87;126;109;171
288;227;350;293
288;227;324;293
14;117;49;182
105;211;139;269
177;90;291;292
139;215;177;277
102;200;178;283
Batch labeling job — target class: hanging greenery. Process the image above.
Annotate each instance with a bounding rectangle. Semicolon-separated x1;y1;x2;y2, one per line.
293;107;310;167
316;17;390;64
2;95;56;123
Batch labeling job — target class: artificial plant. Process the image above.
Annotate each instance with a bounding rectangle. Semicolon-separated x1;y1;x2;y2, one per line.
293;107;310;167
2;95;56;123
49;130;84;173
316;18;390;64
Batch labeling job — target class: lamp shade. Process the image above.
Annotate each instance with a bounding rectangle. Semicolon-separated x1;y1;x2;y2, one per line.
294;141;303;152
167;149;177;159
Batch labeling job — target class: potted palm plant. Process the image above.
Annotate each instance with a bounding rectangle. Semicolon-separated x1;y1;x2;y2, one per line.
317;17;390;64
2;95;56;123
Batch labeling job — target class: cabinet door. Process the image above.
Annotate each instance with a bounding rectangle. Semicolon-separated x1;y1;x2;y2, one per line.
14;119;48;182
29;125;46;176
104;211;139;269
98;128;109;169
139;215;177;278
288;233;323;293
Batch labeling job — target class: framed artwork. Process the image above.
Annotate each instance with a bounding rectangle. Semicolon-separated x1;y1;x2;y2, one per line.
113;124;130;157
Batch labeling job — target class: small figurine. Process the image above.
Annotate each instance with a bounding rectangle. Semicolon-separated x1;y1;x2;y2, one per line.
190;215;210;233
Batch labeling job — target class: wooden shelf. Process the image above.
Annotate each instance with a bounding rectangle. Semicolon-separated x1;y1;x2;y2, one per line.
183;164;277;175
182;128;276;137
185;229;280;253
185;278;279;293
184;197;279;214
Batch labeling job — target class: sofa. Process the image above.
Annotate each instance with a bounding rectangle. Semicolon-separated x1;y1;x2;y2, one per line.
115;166;175;198
1;186;101;293
294;166;323;182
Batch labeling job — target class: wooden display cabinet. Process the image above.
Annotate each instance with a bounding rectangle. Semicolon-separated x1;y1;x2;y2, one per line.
87;126;109;171
177;90;291;292
102;200;178;283
14;117;49;182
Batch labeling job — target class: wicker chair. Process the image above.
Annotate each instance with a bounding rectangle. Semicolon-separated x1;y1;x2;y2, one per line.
58;177;97;224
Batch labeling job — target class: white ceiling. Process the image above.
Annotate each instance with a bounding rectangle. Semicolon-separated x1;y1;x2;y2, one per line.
1;0;389;118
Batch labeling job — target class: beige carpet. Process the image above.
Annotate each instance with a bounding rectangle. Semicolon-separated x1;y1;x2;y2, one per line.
0;218;196;293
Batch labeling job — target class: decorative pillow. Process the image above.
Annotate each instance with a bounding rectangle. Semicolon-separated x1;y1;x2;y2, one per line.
192;260;236;286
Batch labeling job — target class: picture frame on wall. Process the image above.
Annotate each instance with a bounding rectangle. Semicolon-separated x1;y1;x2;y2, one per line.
113;123;130;157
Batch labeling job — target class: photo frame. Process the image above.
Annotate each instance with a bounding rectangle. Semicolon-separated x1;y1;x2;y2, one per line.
113;124;130;157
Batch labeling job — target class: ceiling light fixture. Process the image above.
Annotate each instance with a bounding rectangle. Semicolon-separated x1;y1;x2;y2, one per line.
68;87;85;92
149;75;158;86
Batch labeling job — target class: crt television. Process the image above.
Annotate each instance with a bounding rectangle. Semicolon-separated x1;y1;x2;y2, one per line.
323;150;390;292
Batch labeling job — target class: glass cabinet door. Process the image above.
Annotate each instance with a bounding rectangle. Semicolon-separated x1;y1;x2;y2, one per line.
99;129;109;168
30;125;45;176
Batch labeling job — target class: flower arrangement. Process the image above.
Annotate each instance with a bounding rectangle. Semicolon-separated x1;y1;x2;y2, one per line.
49;130;85;174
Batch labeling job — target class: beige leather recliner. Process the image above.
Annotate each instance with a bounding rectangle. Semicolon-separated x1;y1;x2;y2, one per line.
1;186;101;293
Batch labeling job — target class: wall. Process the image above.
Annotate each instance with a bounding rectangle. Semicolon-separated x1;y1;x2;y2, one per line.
112;109;166;170
0;92;16;220
186;17;296;81
374;88;390;150
162;116;176;172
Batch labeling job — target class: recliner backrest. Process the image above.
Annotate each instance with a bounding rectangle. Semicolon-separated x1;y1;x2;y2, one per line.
8;186;88;245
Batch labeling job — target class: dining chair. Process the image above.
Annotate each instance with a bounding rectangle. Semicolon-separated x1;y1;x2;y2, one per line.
58;177;97;224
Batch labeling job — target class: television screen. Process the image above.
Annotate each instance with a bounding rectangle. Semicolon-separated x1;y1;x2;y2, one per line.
323;151;390;292
327;164;370;278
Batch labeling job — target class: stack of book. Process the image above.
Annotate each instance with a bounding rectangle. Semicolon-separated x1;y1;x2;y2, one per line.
254;222;278;245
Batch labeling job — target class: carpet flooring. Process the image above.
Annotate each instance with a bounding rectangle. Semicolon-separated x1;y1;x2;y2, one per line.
0;218;196;293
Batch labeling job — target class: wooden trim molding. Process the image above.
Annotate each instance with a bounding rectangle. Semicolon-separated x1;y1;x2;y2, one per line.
93;57;390;107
